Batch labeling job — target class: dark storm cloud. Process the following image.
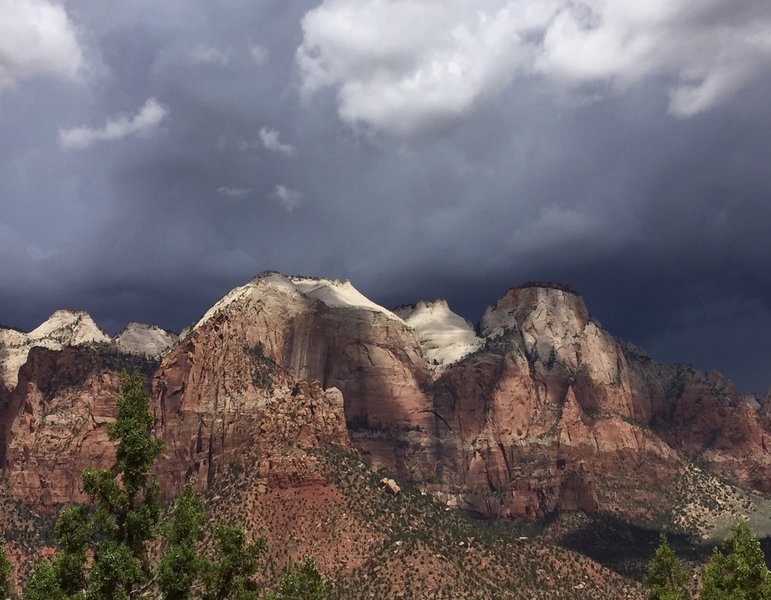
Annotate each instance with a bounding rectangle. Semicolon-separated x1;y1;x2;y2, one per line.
1;0;770;393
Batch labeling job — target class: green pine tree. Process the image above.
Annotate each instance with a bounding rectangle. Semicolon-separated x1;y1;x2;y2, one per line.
158;481;206;600
700;518;771;600
646;533;689;600
25;372;163;600
200;523;266;600
269;556;328;600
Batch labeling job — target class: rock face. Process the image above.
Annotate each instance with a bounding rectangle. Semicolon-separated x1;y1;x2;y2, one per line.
153;361;352;497
156;273;436;485
114;323;178;357
0;310;111;387
430;285;676;519
430;284;771;519
394;300;482;369
2;274;770;528
0;345;155;506
0;342;351;507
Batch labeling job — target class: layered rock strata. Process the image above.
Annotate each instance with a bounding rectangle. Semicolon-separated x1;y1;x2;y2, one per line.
431;285;771;519
2;274;770;526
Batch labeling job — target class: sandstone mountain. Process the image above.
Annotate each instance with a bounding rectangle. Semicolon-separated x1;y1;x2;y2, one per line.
150;274;771;525
114;322;179;357
0;272;769;595
0;310;177;388
0;310;111;388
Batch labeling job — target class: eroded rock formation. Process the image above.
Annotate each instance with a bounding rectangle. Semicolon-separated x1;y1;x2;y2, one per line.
1;274;770;527
1;346;154;506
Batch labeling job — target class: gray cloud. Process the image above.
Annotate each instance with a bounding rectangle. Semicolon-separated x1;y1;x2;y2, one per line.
217;186;252;199
258;127;295;156
270;185;303;211
188;45;231;67
1;0;770;394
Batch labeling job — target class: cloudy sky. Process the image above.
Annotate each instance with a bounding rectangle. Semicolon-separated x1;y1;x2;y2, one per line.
1;0;770;392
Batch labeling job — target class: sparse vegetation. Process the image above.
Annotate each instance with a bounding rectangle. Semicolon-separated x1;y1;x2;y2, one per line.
0;534;12;598
267;556;327;600
245;343;276;389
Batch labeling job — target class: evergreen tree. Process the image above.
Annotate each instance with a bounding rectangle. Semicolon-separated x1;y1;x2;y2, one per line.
200;523;266;600
270;556;327;600
84;371;163;600
700;518;771;600
22;371;270;600
25;372;163;600
158;481;206;600
646;533;689;600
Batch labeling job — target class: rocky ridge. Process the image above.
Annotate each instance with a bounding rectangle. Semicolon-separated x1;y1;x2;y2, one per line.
1;274;770;531
0;310;110;387
148;274;771;527
0;310;178;388
4;273;771;519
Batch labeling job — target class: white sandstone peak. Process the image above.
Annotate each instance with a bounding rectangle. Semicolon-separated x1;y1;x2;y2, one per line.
395;299;482;369
195;272;403;330
288;276;401;319
29;309;111;345
114;323;178;357
0;309;111;387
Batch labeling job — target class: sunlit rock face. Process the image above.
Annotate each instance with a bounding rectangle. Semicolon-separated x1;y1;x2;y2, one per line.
0;345;156;507
394;299;482;369
153;272;437;490
0;310;111;387
2;275;770;525
114;322;178;357
429;283;771;520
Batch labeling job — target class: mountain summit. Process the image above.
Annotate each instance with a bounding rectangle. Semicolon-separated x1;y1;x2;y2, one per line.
0;274;769;597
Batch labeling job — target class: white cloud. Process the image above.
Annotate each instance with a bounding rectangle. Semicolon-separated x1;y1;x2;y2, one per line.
217;186;252;199
249;43;268;65
59;98;169;150
189;44;230;66
534;1;771;117
297;0;771;137
0;0;85;91
258;127;295;156
270;185;303;212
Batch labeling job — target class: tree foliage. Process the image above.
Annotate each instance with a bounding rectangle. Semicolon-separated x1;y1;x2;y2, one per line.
0;535;13;599
700;518;771;600
18;370;324;600
268;556;328;600
158;481;206;600
25;372;162;600
200;523;266;600
646;533;689;600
